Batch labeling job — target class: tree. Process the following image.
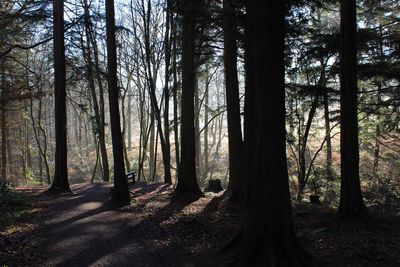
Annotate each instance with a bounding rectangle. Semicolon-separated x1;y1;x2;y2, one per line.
140;0;172;184
163;0;173;184
174;0;202;196
48;0;71;193
223;0;244;201
106;0;130;205
82;0;110;182
338;0;367;219
226;0;311;265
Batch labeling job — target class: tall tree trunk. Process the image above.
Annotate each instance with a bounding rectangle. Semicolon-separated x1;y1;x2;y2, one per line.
338;0;367;219
163;0;172;183
223;0;244;200
137;79;146;181
226;0;311;264
83;0;110;182
175;0;202;196
49;0;71;193
106;0;130;205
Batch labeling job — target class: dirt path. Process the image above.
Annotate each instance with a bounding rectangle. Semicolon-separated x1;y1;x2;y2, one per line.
38;183;233;267
41;183;147;266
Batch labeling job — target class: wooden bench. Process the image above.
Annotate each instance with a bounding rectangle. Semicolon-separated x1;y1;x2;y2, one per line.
126;171;136;184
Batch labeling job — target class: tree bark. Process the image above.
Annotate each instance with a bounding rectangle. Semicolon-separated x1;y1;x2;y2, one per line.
338;0;367;219
163;0;172;183
226;0;311;264
175;0;202;196
223;0;244;200
106;0;130;205
49;0;71;193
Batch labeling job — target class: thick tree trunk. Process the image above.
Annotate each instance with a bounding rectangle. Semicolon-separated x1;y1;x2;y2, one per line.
338;0;367;219
223;0;244;200
49;0;71;193
106;0;130;205
175;0;202;196
226;1;311;265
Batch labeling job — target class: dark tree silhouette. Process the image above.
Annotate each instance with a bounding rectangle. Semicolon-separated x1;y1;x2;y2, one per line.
174;0;202;196
106;0;130;205
338;0;367;219
226;0;311;265
49;0;71;193
223;0;244;201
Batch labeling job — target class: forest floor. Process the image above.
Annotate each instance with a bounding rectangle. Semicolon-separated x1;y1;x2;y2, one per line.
1;182;400;266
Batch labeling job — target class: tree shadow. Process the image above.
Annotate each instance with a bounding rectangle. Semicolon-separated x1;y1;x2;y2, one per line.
42;183;203;267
